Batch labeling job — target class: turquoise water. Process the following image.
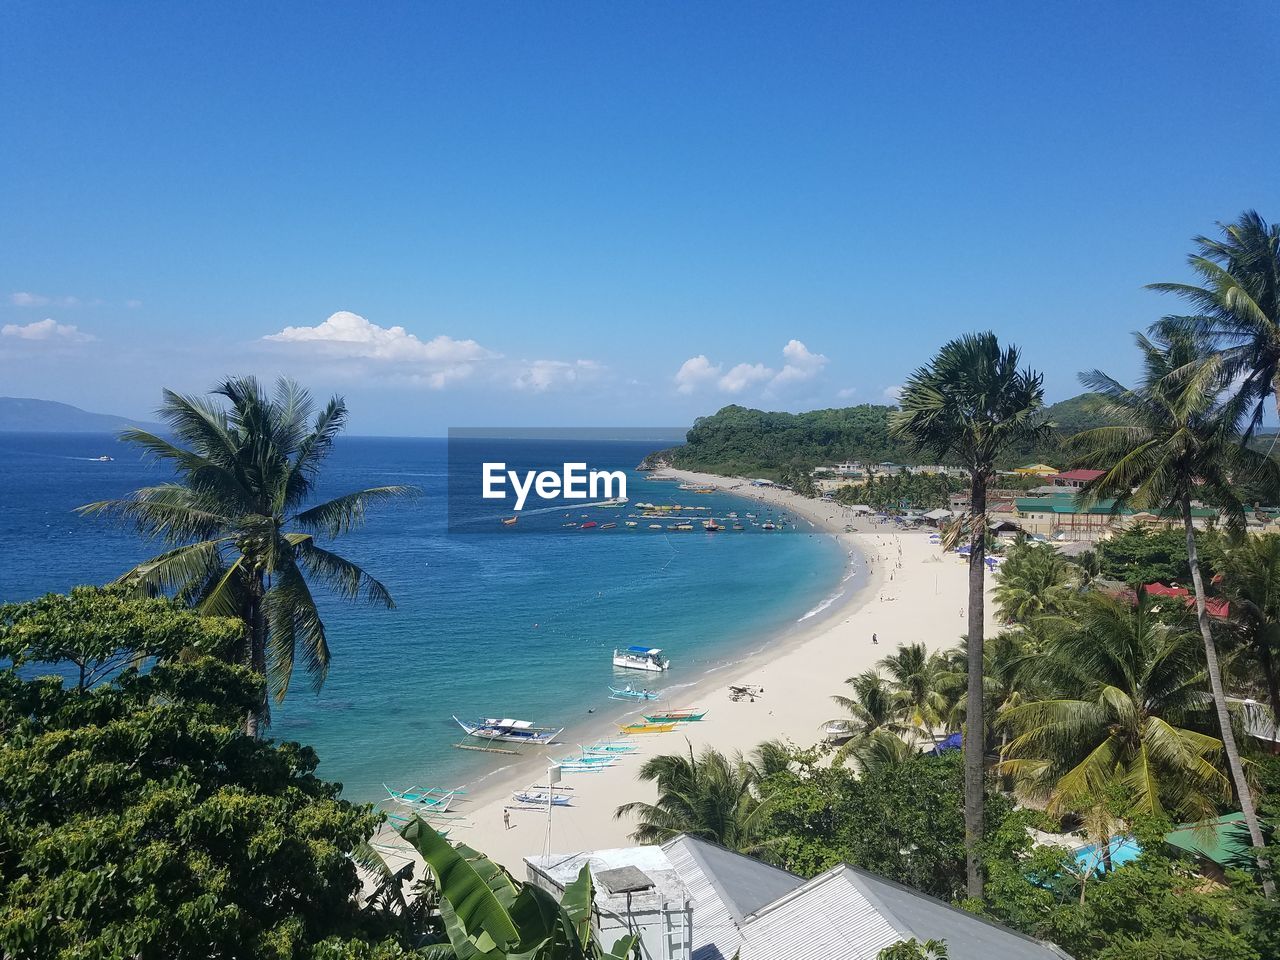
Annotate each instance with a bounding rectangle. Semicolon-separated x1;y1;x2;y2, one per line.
1074;837;1142;875
0;433;851;803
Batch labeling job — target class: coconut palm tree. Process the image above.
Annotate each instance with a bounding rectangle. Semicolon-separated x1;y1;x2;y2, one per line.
1071;333;1280;891
1000;592;1231;824
890;334;1050;897
79;377;413;736
827;670;911;768
993;540;1079;625
614;743;775;852
877;642;957;740
1149;211;1280;438
1217;533;1280;726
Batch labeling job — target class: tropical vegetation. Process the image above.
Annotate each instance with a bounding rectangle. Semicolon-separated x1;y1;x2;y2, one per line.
891;332;1051;898
78;377;414;735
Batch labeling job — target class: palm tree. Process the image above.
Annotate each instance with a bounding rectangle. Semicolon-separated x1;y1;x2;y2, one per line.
79;377;413;735
614;743;774;852
1149;211;1280;438
993;540;1079;625
1218;533;1280;726
890;333;1050;897
827;670;910;768
844;730;915;776
878;642;956;740
1000;592;1232;824
1071;333;1280;890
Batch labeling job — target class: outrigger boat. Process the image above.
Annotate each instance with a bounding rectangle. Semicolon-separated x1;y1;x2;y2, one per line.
643;708;706;723
453;717;563;745
382;784;461;812
613;646;670;672
619;720;677;734
513;789;573;806
582;741;638;755
609;684;660;701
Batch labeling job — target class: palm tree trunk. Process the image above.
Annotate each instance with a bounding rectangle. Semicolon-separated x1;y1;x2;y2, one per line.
964;471;987;899
244;572;268;738
1182;496;1274;897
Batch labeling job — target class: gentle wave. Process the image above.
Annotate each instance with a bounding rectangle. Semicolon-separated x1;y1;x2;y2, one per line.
797;588;847;622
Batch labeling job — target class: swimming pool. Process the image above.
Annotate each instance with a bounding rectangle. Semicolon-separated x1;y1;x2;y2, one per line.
1074;836;1142;874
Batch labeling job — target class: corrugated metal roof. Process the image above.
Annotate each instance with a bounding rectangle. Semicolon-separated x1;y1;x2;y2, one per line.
661;836;803;960
739;868;901;960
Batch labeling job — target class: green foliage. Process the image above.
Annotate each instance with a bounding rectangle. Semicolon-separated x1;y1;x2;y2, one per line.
980;823;1266;960
398;820;637;960
999;592;1229;823
759;751;1012;900
835;472;963;511
0;586;244;688
993;540;1080;624
1095;527;1192;586
614;743;774;853
0;623;389;958
878;938;949;960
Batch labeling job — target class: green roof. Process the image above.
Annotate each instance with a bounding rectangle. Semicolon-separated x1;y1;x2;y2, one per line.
1015;494;1218;519
1015;495;1127;515
1165;812;1249;866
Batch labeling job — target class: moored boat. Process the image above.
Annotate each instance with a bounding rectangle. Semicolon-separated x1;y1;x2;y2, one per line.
619;720;677;734
502;516;518;525
643;708;706;723
513;789;574;806
453;716;563;745
383;784;459;812
580;521;598;529
609;684;660;701
613;646;670;672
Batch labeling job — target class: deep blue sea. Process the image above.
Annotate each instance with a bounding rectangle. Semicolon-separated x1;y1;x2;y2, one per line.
0;432;848;802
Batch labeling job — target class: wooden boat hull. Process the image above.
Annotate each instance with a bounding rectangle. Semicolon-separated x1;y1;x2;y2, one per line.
619;721;677;734
643;711;706;723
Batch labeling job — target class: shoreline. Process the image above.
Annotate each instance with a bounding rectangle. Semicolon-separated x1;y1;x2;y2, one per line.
373;470;990;874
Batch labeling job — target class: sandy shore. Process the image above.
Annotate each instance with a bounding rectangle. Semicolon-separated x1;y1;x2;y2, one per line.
372;470;993;876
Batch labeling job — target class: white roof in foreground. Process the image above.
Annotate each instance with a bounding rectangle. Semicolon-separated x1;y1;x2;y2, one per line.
530;836;1072;960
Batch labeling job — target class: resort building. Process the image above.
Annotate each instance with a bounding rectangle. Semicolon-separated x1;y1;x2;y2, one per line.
1011;463;1059;478
1049;469;1105;489
1014;494;1219;542
526;835;1072;960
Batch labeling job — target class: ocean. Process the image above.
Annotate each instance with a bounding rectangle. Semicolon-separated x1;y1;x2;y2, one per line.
0;432;849;802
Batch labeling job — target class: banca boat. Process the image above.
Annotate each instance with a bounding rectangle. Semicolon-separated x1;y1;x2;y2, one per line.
643;708;706;723
453;716;563;744
613;645;670;672
513;789;573;806
619;720;677;734
608;684;660;701
382;783;461;812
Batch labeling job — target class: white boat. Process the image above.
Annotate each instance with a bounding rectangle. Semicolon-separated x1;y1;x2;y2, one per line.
597;497;629;507
613;646;670;672
453;717;563;744
513;789;573;806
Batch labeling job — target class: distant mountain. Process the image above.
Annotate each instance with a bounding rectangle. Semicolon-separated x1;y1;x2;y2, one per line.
0;397;162;433
1043;392;1114;435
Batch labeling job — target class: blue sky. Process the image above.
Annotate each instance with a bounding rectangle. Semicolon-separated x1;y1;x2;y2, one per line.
3;2;1278;435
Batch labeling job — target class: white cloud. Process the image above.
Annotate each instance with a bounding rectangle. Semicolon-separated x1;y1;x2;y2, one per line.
836;387;857;399
263;311;494;388
770;339;828;388
10;292;80;308
674;355;723;394
514;359;605;392
1;318;93;342
719;362;775;394
674;340;830;397
882;385;902;403
125;299;143;309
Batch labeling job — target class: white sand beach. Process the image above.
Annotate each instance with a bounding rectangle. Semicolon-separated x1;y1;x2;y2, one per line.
373;470;995;874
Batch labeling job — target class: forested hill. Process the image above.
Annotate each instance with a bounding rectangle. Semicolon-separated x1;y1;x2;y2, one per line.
644;393;1112;477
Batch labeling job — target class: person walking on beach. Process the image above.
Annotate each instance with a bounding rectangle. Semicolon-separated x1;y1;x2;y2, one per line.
872;632;878;645
504;809;511;831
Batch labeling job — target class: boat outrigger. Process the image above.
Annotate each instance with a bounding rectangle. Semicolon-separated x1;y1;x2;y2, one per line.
613;645;670;672
452;717;564;751
513;789;573;806
608;684;660;701
643;708;706;723
382;784;461;812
